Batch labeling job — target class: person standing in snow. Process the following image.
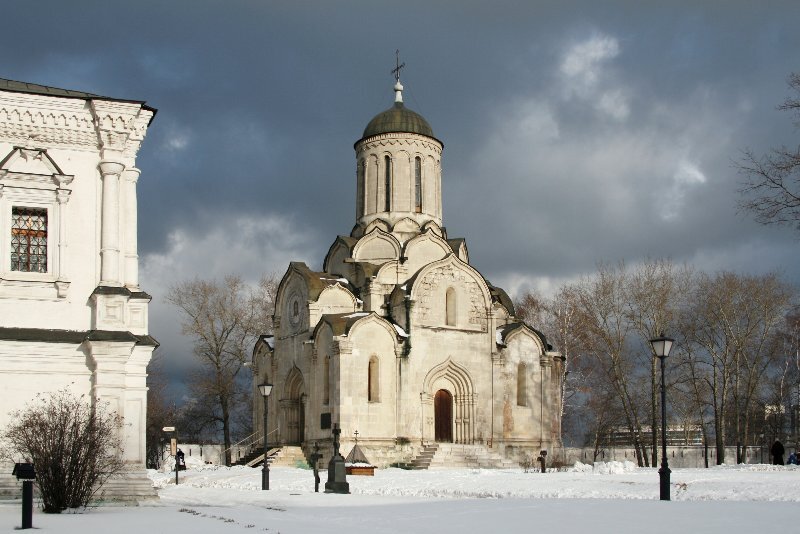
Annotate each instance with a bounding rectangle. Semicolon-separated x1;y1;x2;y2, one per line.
770;440;785;465
787;452;797;465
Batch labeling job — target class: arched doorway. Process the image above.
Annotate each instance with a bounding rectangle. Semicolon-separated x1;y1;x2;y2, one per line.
422;358;476;444
281;367;305;445
434;389;453;442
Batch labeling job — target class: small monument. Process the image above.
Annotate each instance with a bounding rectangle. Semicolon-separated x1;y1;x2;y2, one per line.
345;430;375;476
324;424;350;494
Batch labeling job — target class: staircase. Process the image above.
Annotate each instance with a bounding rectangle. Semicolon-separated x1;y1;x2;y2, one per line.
233;447;281;467
410;443;439;469
269;446;310;468
412;443;519;469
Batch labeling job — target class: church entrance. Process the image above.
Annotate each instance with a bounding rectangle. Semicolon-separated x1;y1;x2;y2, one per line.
434;389;453;442
281;367;306;445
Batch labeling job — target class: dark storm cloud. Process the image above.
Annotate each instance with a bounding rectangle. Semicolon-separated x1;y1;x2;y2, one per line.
3;1;800;386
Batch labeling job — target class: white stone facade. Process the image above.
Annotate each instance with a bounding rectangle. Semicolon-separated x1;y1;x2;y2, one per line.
0;79;156;500
253;82;563;466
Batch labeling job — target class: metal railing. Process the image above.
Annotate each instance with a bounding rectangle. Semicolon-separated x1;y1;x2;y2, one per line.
222;428;279;458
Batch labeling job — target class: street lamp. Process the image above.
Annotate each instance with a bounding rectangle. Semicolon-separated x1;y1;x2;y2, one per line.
258;383;273;490
650;333;674;501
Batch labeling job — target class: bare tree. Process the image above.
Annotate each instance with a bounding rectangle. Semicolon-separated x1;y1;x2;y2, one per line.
683;271;794;463
168;275;270;465
1;389;124;512
515;286;586;445
145;350;177;469
625;259;693;467
573;263;651;466
738;72;800;228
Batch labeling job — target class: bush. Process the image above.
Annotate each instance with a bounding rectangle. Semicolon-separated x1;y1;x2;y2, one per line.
520;455;535;473
1;389;124;513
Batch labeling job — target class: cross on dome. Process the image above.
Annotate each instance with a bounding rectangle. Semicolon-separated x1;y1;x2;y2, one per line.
391;49;405;103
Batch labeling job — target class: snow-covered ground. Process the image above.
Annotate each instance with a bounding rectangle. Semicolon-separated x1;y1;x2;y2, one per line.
1;461;797;533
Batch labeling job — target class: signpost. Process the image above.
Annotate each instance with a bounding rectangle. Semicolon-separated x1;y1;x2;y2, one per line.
163;426;179;485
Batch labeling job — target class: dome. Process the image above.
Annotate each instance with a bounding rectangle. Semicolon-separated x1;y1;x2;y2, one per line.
362;102;435;139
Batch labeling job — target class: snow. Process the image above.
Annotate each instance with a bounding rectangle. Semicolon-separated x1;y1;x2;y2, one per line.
343;312;370;319
495;327;505;346
2;463;798;533
393;324;408;337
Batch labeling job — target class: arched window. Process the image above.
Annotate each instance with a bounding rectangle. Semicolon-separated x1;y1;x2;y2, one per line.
356;159;365;218
517;363;527;406
445;287;456;326
414;156;422;213
292;300;299;318
368;355;380;402
323;355;330;405
384;155;392;212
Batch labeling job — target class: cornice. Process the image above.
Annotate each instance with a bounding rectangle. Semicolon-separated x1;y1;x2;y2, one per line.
356;133;442;155
0;90;153;156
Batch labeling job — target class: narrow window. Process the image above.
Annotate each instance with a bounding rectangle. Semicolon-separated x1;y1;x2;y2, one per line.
368;356;380;402
517;363;527;406
293;300;299;318
445;287;456;326
384;155;392;212
414;156;422;213
11;207;47;273
356;159;365;218
323;355;330;405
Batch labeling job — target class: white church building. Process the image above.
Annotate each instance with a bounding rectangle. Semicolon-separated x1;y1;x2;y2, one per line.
0;78;157;500
253;72;564;467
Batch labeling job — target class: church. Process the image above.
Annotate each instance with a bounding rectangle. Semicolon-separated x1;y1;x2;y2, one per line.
0;78;157;499
253;69;564;467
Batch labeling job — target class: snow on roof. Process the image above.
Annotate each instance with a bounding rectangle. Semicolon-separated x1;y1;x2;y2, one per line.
394;324;409;338
320;276;350;284
264;336;274;349
343;312;370;319
495;327;506;346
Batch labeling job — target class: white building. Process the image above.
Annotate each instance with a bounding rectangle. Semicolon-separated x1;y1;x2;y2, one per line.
253;74;564;467
0;78;157;501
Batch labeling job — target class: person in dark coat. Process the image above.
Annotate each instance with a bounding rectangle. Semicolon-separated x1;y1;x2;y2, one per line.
176;448;186;471
770;440;785;465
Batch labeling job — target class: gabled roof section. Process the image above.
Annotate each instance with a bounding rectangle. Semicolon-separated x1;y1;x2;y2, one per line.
282;261;355;302
322;235;358;273
496;322;551;351
345;443;374;466
486;282;516;317
315;311;407;341
0;77;157;117
254;334;274;353
316;312;372;337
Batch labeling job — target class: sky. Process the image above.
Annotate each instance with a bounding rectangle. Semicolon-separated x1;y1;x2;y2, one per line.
2;462;799;533
2;1;799;395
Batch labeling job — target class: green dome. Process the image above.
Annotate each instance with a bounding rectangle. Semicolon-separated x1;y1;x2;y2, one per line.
362;102;434;139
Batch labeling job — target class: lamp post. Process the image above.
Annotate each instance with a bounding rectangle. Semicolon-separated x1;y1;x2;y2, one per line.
650;334;674;501
258;383;273;490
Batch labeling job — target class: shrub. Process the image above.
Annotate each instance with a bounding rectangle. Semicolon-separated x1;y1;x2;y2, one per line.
1;389;124;513
520;455;535;473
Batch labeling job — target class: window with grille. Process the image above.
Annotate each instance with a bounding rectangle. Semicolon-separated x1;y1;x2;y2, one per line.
11;207;47;273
